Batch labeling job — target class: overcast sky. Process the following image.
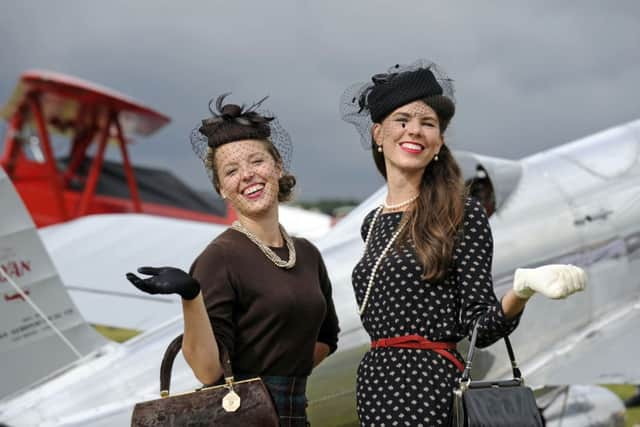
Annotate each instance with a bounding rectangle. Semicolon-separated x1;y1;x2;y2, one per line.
1;1;639;201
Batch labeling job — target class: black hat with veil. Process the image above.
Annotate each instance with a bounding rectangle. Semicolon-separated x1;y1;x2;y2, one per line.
189;94;293;181
340;59;456;148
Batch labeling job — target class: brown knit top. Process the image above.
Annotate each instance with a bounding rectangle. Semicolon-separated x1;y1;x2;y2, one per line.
190;228;340;377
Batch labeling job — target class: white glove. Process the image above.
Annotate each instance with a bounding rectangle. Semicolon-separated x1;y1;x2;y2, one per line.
513;264;587;300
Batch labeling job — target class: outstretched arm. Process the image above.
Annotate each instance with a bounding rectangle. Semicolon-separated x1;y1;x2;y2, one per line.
181;292;222;384
126;267;223;384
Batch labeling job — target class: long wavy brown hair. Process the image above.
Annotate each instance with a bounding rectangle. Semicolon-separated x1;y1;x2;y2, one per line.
372;95;466;282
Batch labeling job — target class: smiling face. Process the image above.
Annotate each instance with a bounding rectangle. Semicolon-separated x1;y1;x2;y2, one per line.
214;139;282;218
372;100;444;176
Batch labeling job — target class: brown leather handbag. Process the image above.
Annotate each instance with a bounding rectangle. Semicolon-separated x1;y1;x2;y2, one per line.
131;335;279;426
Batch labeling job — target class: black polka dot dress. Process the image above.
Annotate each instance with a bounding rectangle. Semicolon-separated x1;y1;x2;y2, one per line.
352;197;521;426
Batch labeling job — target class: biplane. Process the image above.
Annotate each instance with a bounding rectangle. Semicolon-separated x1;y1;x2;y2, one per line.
0;70;232;228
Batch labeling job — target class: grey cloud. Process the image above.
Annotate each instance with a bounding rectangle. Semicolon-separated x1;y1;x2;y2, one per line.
1;1;639;200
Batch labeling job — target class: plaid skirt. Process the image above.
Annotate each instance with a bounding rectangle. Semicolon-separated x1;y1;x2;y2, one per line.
262;375;308;427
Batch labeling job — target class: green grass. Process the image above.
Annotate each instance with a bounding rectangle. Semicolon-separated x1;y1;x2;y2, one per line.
306;345;364;426
604;385;640;427
92;324;141;343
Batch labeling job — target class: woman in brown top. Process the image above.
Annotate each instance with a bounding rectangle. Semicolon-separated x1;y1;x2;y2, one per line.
127;94;339;426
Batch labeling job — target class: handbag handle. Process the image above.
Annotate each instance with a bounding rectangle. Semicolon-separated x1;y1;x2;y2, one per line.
159;334;234;397
459;319;522;383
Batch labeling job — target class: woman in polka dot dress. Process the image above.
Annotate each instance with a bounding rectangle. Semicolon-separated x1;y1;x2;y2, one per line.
340;60;587;426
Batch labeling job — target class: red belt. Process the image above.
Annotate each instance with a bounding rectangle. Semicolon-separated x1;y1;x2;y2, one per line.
371;335;464;372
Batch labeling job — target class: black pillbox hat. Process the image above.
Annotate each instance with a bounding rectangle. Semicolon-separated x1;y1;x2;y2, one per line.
367;68;443;123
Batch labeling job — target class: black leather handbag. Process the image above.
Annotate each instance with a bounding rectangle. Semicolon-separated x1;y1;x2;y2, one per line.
451;322;545;427
131;335;279;427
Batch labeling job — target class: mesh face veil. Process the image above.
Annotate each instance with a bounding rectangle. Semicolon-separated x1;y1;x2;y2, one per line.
189;94;295;217
190;94;293;181
340;59;456;149
373;100;446;175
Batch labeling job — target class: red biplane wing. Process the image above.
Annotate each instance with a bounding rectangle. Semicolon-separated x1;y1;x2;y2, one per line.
0;70;233;227
0;69;170;138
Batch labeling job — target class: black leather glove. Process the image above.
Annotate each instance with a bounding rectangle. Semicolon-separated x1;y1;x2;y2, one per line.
126;266;201;300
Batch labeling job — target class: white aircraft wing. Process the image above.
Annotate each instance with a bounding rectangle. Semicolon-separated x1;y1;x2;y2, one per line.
0;318;188;427
524;297;640;385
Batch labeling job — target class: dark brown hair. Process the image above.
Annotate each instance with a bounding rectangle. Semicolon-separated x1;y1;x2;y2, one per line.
372;95;466;282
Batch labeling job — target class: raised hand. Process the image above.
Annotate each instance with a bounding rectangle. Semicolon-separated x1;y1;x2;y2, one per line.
513;264;587;300
126;266;201;300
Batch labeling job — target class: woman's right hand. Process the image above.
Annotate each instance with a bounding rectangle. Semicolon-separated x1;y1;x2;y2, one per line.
126;266;201;300
512;264;586;300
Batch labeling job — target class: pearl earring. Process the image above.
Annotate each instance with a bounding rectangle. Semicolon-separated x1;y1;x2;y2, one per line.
434;153;439;161
377;145;382;153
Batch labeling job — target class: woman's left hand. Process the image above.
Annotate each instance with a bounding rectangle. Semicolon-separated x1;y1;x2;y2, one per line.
512;264;587;300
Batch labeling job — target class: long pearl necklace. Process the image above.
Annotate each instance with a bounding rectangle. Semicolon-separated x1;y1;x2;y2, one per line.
358;206;406;316
383;193;419;210
231;221;296;269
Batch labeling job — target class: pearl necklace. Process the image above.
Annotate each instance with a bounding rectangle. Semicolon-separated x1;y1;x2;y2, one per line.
231;221;296;269
358;206;406;316
383;193;419;210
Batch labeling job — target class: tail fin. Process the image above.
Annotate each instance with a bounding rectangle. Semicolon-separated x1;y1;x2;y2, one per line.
0;167;106;399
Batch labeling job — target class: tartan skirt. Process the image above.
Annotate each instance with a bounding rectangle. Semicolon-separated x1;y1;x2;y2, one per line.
262;375;308;427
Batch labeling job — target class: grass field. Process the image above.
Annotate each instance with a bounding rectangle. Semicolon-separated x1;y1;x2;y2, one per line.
605;385;640;427
93;324;141;343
